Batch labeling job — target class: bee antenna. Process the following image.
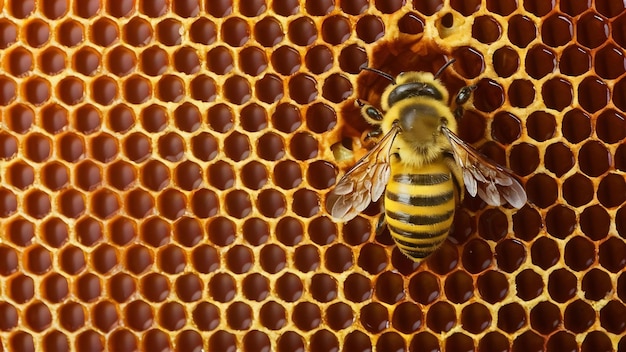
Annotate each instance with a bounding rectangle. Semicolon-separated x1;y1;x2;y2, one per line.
434;58;456;79
359;64;397;85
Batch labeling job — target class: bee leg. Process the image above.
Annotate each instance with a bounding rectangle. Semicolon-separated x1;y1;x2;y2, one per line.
356;99;384;125
375;212;387;237
454;85;477;119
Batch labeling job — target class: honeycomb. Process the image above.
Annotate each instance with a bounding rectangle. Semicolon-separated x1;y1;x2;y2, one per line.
1;0;626;351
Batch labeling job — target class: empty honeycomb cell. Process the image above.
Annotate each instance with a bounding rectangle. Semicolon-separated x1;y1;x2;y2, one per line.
91;18;119;47
8;217;34;247
472;15;501;44
124;17;153;47
40;103;68;134
76;216;104;246
107;46;136;77
580;204;610;240
305;45;333;75
255;74;284;103
473;78;504;112
76;273;102;302
599;237;626;272
74;104;101;135
0;76;16;105
24;18;50;48
141;46;168;76
124;74;152;103
0;19;18;48
7;160;34;189
10;332;35;352
562;109;592;144
92;243;118;274
24;190;52;219
444;270;473;304
542;76;573;111
25;301;53;332
8;273;34;303
7;46;33;77
3;104;30;134
508;14;536;48
59;245;86;275
109;329;138;352
73;47;101;76
548;205;576;238
578;12;609;49
39;46;66;75
239;46;267;76
578;141;610;177
24;77;51;106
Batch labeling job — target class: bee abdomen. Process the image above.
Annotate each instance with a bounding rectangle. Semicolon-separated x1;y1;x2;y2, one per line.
385;167;456;262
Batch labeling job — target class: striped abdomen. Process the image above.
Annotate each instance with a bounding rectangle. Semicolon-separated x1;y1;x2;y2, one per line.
385;161;456;261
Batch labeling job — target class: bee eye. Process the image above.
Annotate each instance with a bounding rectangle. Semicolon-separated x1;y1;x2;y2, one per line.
440;117;448;126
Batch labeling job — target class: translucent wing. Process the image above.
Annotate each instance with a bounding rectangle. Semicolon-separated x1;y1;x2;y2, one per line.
442;126;527;209
326;124;401;221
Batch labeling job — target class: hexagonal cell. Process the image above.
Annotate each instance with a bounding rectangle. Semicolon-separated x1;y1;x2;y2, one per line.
577;12;609;49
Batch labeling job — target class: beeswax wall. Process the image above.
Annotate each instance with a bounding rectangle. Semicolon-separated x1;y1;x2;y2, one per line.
0;0;625;351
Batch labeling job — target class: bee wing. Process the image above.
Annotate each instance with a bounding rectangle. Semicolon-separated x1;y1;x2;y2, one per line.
442;126;527;209
326;124;401;221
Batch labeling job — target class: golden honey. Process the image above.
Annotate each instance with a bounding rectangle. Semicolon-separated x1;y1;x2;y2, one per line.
0;0;626;351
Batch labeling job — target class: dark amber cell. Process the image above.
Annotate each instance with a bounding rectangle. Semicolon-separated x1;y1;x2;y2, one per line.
123;75;151;104
226;302;253;331
59;245;86;275
563;299;595;334
73;46;100;76
580;205;609;241
411;0;443;15
10;332;35;352
562;173;594;207
595;44;626;79
7;46;33;77
597;0;624;17
140;46;168;76
107;46;136;77
559;44;591;76
509;143;539;177
0;77;16;107
206;103;232;133
542;77;573;111
374;271;404;304
222;75;251;104
530;302;562;334
91;18;118;47
221;17;249;47
7;274;32;304
124;245;153;275
142;330;171;352
325;243;353;273
288;16;317;46
582;331;613;352
343;331;372;352
508;14;536;48
109;272;136;303
305;0;333;15
577;12;608;49
389;302;422;334
321;15;350;45
477;271;509;305
564;236;596;272
108;329;139;352
239;46;267;76
397;12;424;35
494;238;526;273
107;104;135;133
471;15;501;44
292;188;320;217
311;330;341;352
76;273;102;302
444;270;473;304
451;46;484;79
156;189;186;221
187;247;218;277
8;218;34;247
155;18;182;46
424;301;455;333
547;268;578;304
355;14;385;43
357;242;387;275
25;245;52;275
562;108;591;143
24;133;52;163
189;75;216;103
544;142;574;177
206;46;234;75
582;268;611;303
224;189;251;219
526;110;556;141
124;17;152;46
599;237;626;272
498;303;527;334
276;332;306;352
24;301;53;332
359;302;389;333
490;112;521;144
289;132;317;160
343;273;373;304
508;79;535;108
0;19;17;49
271;45;300;75
460;303;491;334
288;73;318;104
257;132;285;162
24;18;50;48
375;332;405;352
271;104;300;133
250;18;282;48
599;174;626;209
473;78;504;112
292;302;321;331
156;75;185;103
40;103;68;135
75;216;103;247
540;14;572;48
478;208;508;241
579;140;610;176
449;0;479;15
524;45;555;79
58;302;85;332
322;73;353;103
304;45;333;74
579;76;609;113
461;239;492;274
255;74;284;103
546;204;577;239
187;19;216;46
38;46;65;75
224;131;250;161
596;109;626;144
309;273;337;303
56;19;84;47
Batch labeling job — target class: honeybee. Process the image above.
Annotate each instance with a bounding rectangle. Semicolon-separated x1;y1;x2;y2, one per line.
325;60;527;262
